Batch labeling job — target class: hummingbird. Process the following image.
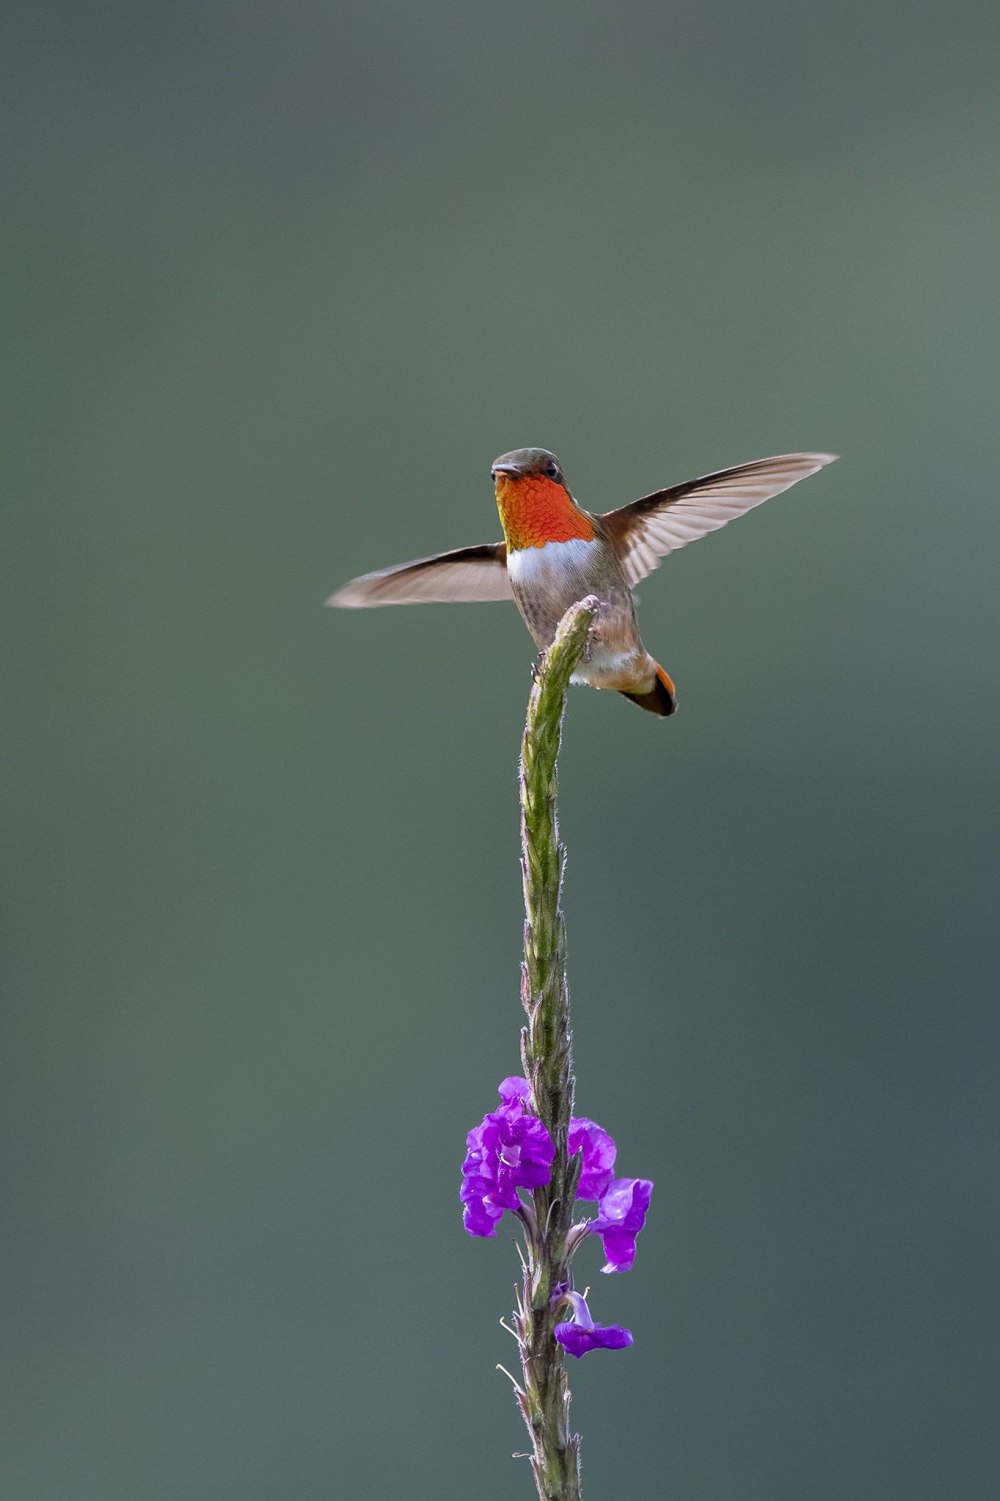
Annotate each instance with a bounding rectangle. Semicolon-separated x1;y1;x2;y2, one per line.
328;447;837;715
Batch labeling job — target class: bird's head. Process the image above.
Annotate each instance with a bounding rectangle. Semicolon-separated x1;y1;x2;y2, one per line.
491;448;566;488
490;448;593;550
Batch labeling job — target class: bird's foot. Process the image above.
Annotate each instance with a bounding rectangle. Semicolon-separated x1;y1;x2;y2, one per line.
579;597;611;663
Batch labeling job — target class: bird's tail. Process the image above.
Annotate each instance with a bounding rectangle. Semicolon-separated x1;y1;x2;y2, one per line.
620;661;678;717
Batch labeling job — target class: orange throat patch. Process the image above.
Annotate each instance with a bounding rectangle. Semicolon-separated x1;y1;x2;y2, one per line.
494;473;595;551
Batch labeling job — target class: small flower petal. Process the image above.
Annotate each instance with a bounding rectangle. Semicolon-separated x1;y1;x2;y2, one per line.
568;1117;617;1200
555;1321;634;1358
498;1077;532;1111
461;1193;504;1238
593;1177;653;1273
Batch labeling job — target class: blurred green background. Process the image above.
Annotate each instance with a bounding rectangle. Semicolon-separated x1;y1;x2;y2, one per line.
4;2;999;1497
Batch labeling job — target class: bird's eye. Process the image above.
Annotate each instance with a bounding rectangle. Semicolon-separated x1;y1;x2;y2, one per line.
490;470;497;483
545;461;560;479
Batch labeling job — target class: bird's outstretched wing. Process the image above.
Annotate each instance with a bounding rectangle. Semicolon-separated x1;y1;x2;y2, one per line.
600;452;838;587
327;542;512;607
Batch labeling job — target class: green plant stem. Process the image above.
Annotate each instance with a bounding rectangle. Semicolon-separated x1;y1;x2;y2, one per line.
514;597;598;1501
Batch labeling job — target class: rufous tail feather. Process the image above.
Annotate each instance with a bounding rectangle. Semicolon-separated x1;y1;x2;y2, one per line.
620;662;678;717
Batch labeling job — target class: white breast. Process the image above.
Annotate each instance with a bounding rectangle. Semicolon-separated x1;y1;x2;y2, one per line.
506;538;613;651
506;537;602;587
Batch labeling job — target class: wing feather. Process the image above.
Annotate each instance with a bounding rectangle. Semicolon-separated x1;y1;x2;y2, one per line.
327;542;512;607
600;452;838;587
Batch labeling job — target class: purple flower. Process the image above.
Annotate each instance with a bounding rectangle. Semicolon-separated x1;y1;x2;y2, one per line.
461;1083;554;1238
460;1080;653;1263
554;1290;633;1359
592;1177;653;1273
567;1117;617;1200
498;1076;532;1111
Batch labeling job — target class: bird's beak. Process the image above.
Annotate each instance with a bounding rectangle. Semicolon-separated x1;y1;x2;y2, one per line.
492;464;520;478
